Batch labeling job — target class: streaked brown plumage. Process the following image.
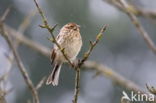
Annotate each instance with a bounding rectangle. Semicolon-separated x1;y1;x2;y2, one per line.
46;23;82;86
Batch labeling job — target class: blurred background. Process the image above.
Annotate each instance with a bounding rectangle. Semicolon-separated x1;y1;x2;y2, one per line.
0;0;156;103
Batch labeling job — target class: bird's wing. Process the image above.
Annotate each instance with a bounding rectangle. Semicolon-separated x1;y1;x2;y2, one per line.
50;49;56;65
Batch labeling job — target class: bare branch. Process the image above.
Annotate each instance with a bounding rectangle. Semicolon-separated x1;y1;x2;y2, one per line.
0;71;11;82
18;10;37;33
83;61;156;102
33;0;74;67
72;67;80;103
5;24;50;57
36;76;46;90
5;11;37;79
72;25;107;103
0;88;6;103
104;0;156;20
78;25;107;67
0;16;39;103
112;0;156;54
1;7;11;22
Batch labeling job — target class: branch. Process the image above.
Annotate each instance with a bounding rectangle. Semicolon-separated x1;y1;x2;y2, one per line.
33;0;74;67
0;87;13;103
0;88;7;103
4;11;37;83
72;67;80;103
5;24;50;57
78;25;107;67
0;14;39;103
18;10;37;33
83;61;156;102
104;0;156;20
72;25;107;103
0;7;10;22
35;76;46;90
111;0;156;54
0;71;10;82
0;8;11;103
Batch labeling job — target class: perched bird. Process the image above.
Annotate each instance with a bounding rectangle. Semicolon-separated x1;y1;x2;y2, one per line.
46;23;82;86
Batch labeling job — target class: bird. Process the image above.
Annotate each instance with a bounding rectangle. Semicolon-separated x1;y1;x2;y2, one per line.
46;22;82;86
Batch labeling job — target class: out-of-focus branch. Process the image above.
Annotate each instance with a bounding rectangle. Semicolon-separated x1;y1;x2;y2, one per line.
5;11;37;81
0;8;11;103
18;10;37;33
83;61;142;92
0;8;10;22
0;88;6;103
104;0;156;20
0;87;13;103
5;24;50;57
109;0;156;54
35;76;46;90
7;10;37;66
1;12;39;102
0;71;10;83
0;14;39;103
83;61;156;102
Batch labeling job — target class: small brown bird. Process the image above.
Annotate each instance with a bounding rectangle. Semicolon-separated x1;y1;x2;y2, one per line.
46;23;82;86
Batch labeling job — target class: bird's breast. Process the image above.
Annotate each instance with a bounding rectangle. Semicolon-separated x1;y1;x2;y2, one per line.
64;34;82;59
55;32;82;62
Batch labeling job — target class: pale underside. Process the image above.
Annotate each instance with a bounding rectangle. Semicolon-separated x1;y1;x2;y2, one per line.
54;30;82;63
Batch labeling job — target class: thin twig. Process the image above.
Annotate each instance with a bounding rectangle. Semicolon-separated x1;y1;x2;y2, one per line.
1;7;11;22
0;8;11;103
33;0;74;67
114;0;156;54
18;10;37;33
5;24;50;57
78;25;107;67
6;11;36;75
0;87;6;103
104;0;156;20
83;61;156;102
0;14;39;103
3;88;13;96
36;76;46;90
72;25;107;103
0;71;11;82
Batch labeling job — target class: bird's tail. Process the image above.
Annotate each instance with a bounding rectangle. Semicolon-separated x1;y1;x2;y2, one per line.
46;63;62;86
